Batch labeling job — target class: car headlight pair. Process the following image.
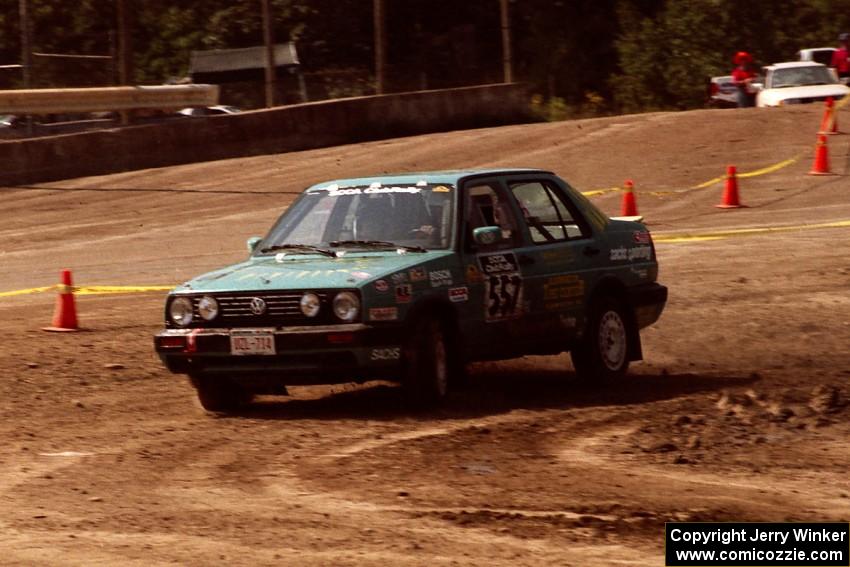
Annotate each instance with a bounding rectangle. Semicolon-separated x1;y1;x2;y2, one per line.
168;292;360;326
169;295;218;327
301;291;360;321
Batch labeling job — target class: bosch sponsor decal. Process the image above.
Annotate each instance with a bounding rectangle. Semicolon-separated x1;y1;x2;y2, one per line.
633;231;652;244
478;252;519;275
369;307;398;321
448;286;469;303
370;347;401;361
429;269;453;287
409;267;427;282
543;275;585;309
395;284;413;303
374;279;390;292
610;245;652;262
391;272;408;284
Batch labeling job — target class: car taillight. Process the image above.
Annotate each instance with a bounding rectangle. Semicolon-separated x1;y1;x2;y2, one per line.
710;83;719;96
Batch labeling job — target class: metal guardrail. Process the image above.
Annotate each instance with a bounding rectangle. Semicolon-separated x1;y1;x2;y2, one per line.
0;84;219;114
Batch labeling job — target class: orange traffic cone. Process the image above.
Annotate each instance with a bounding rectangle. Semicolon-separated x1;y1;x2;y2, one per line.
808;134;835;175
43;269;79;332
818;97;840;135
715;165;745;209
621;179;638;216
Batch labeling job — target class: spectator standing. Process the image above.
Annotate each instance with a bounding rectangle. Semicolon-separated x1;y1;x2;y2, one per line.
731;51;757;108
831;33;850;82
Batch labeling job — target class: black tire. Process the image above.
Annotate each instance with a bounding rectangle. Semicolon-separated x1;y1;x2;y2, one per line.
571;296;631;383
402;317;452;406
190;374;252;413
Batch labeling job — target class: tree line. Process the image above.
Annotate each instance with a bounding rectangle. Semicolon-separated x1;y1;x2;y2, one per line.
1;0;850;112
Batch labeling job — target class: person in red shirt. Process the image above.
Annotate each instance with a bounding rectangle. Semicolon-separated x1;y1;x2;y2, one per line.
731;51;757;107
830;33;850;82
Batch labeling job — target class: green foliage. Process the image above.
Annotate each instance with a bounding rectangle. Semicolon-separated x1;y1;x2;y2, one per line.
4;0;850;111
612;0;850;111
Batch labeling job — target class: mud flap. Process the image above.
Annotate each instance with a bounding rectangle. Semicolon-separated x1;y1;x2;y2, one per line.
626;308;643;362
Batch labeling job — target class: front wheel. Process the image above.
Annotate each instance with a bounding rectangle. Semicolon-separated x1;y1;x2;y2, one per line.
571;297;631;383
402;317;451;406
190;374;252;413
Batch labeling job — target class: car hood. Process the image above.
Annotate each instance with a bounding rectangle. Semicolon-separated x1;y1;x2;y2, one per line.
172;250;453;293
759;84;850;105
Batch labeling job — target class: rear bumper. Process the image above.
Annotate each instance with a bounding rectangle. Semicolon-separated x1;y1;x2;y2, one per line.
153;323;404;387
628;283;668;329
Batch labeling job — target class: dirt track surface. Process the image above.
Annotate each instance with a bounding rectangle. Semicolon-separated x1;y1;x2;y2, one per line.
1;105;849;565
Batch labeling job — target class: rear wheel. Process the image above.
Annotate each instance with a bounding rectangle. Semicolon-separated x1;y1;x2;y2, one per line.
571;296;631;383
190;374;252;413
402;317;451;406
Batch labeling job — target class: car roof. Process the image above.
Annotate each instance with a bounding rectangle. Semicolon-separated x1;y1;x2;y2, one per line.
306;168;553;190
765;61;828;70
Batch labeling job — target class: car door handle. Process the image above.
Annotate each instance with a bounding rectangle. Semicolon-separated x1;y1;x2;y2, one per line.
518;254;535;266
583;246;601;257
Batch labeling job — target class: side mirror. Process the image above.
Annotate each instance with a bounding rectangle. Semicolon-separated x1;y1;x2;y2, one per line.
246;236;262;253
472;226;503;247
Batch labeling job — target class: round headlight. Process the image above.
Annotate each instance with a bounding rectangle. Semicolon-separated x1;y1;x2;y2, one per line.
197;295;219;321
332;291;360;322
169;296;194;327
300;292;321;317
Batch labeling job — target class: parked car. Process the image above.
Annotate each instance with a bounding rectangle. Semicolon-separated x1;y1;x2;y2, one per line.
177;105;241;117
708;75;741;107
757;61;850;106
797;47;836;66
154;169;668;412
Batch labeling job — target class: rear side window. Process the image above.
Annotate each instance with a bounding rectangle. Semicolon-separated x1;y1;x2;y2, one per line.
509;181;587;243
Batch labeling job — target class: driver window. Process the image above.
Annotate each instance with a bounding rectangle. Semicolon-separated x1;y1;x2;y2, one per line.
465;183;518;249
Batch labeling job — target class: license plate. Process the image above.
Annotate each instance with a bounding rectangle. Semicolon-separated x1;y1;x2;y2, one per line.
230;331;276;356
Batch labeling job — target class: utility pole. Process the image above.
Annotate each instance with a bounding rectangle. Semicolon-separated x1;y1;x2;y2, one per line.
117;0;133;85
19;0;33;135
373;0;385;94
19;0;32;89
117;0;133;125
499;0;513;83
262;0;276;108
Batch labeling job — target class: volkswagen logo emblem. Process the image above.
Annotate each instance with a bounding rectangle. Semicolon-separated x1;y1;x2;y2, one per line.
249;297;267;315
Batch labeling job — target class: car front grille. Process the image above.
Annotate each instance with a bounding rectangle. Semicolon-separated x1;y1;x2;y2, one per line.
189;291;335;327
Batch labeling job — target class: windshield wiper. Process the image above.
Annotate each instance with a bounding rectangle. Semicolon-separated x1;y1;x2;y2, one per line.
259;243;337;257
328;239;427;253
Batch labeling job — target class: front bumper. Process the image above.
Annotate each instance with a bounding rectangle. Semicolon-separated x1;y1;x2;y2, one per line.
628;283;668;329
153;323;405;387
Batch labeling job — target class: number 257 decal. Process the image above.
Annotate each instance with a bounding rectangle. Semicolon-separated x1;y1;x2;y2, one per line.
485;273;523;320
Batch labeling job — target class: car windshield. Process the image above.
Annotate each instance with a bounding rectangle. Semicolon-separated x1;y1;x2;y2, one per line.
771;66;836;88
257;183;455;254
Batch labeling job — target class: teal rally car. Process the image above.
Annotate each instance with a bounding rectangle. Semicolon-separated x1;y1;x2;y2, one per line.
154;169;667;412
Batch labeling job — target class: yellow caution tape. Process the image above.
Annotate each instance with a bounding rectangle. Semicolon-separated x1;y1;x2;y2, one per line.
0;284;173;298
74;285;174;295
654;219;850;243
581;187;620;197
0;285;56;298
583;154;803;196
